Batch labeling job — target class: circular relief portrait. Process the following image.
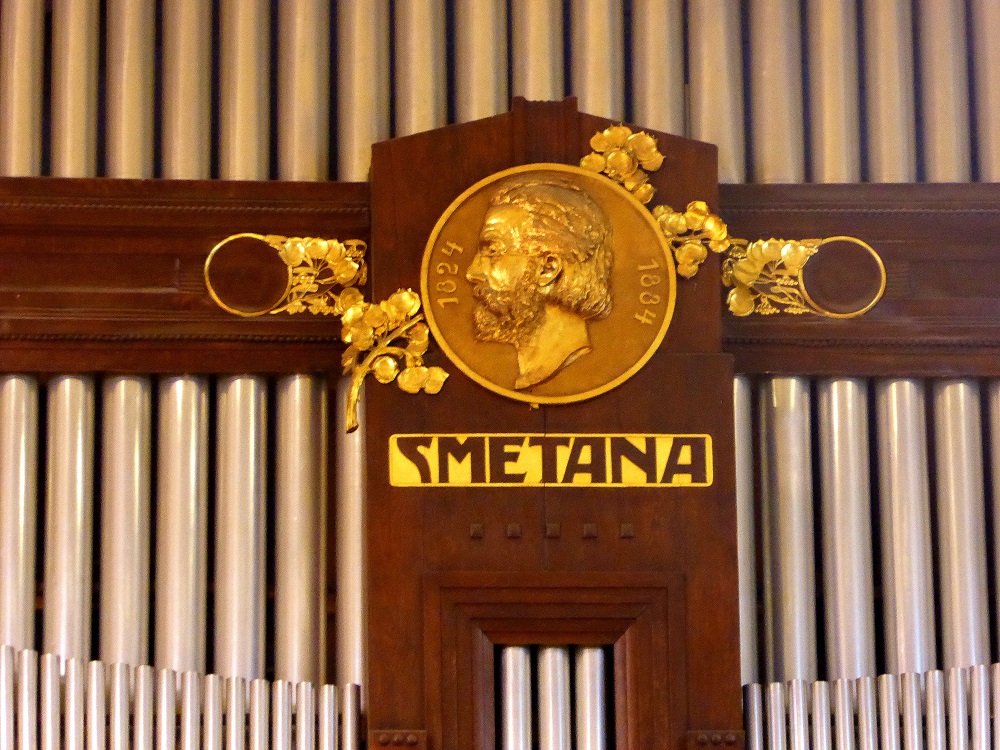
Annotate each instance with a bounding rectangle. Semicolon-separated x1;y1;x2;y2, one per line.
421;163;676;405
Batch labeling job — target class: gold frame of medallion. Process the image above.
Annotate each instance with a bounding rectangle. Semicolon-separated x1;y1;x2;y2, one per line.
420;162;677;405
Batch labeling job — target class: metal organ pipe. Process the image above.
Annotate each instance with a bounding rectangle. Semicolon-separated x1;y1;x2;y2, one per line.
105;0;154;178
511;0;564;102
631;0;684;136
748;0;805;183
154;377;209;674
734;377;758;685
971;0;1000;180
862;0;917;182
933;381;989;668
916;0;971;182
806;0;861;182
570;0;624;121
454;0;507;123
818;379;876;680
50;0;98;178
394;0;446;137
759;378;817;682
876;380;936;675
0;0;44;175
214;376;268;681
336;379;367;699
538;647;571;750
688;0;745;182
275;376;328;683
337;0;389;179
43;376;95;664
0;377;38;652
162;0;212;179
100;377;152;668
220;0;270;181
278;0;330;179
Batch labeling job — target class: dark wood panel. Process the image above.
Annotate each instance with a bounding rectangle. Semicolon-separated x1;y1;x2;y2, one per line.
366;99;741;749
0;176;368;371
720;182;1000;375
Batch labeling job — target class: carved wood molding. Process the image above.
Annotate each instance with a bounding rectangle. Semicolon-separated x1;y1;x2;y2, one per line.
0;176;367;372
721;182;1000;376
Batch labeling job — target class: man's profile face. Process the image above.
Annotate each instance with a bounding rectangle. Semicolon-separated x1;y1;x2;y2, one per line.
466;204;546;345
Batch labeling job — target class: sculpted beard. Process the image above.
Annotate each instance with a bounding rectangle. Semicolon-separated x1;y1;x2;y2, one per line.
471;261;545;346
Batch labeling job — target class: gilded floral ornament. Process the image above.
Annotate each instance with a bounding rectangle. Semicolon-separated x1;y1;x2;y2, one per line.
584;125;886;318
340;288;448;432
580;124;663;204
205;234;449;432
204;233;368;317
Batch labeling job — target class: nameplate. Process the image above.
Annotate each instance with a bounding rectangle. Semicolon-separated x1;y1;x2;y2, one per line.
389;433;713;488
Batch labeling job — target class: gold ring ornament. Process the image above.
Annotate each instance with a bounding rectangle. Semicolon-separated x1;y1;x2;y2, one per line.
723;236;886;318
204;232;368;316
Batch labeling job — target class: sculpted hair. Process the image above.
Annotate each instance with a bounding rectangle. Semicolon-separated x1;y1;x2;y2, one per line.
490;178;613;319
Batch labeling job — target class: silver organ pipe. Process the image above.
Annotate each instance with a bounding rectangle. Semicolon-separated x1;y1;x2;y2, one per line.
1;5;1000;749
511;0;563;103
214;376;267;681
100;376;152;668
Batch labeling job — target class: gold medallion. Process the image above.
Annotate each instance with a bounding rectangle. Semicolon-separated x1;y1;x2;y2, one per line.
421;163;676;405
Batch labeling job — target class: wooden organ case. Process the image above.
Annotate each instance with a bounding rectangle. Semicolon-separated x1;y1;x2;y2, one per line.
364;100;742;749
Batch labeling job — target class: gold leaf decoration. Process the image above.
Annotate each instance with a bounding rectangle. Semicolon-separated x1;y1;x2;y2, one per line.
204;233;368;317
584;125;887;317
340;289;449;432
652;202;732;279
206;235;451;430
580;125;664;204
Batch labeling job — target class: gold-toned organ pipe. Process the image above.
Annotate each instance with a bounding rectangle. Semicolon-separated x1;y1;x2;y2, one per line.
0;377;37;653
51;0;99;178
100;377;152;668
748;0;804;183
43;376;95;664
394;0;446;137
220;0;270;181
214;376;268;681
511;0;563;101
337;0;389;179
162;0;212;179
569;0;624;122
0;0;44;176
106;0;154;178
688;0;745;182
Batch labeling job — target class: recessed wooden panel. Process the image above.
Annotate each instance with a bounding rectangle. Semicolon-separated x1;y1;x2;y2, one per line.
0;176;368;372
721;182;1000;375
